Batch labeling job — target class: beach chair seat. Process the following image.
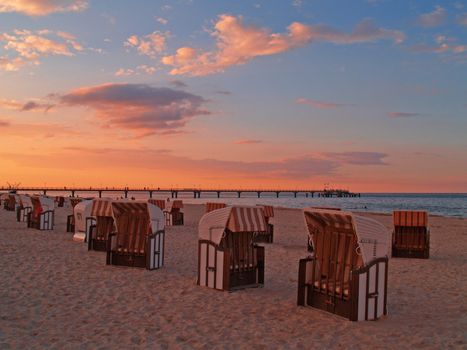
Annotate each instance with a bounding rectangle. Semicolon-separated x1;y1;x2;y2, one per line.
88;199;114;251
107;202;165;270
392;210;429;259
198;206;266;291
27;196;54;230
297;209;390;321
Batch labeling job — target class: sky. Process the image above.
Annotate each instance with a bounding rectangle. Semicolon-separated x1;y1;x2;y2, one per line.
0;0;466;192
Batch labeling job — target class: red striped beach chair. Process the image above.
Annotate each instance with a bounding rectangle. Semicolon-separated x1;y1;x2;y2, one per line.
198;206;266;291
16;195;32;222
255;205;274;243
88;199;114;251
297;208;390;321
4;194;17;211
27;196;54;230
392;210;429;259
107;202;165;269
148;199;165;211
66;198;84;233
307;207;341;252
205;202;226;213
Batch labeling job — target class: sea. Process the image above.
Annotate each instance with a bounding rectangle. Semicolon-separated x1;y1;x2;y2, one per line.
15;191;467;218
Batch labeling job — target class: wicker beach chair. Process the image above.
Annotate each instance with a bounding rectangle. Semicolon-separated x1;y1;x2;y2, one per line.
55;196;65;208
66;198;84;233
148;199;166;211
16;195;32;222
88;199;114;251
27;196;54;230
69;200;94;242
307;207;341;252
297;209;390;321
198;206;266;291
107;202;165;270
392;210;429;259
255;205;274;243
205;202;226;213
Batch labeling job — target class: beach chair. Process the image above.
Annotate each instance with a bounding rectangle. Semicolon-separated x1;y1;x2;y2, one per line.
16;195;32;222
27;196;54;230
297;209;390;321
88;199;114;252
148;199;166;211
255;205;274;243
307;207;341;252
392;211;429;259
4;194;17;211
198;206;267;291
66;198;84;233
205;202;226;213
107;202;165;269
55;196;65;208
165;200;184;226
70;200;94;242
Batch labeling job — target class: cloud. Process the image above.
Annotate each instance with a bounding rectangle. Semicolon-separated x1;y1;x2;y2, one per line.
215;90;231;95
457;13;467;26
125;31;169;58
169;80;187;88
0;119;10;127
0;98;53;112
161;15;405;76
234;139;262;144
115;65;157;76
58;83;210;137
388;112;421;118
156;17;168;25
322;152;388;165
417;6;447;27
0;29;83;71
296;97;346;109
0;0;87;16
411;35;466;55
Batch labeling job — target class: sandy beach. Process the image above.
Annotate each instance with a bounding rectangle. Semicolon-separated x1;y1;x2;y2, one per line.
0;204;466;349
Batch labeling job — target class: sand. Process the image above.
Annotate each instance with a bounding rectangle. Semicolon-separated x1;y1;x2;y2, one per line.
0;204;466;349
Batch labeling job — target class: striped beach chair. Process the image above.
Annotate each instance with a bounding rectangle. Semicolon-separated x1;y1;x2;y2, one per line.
107;202;165;270
198;206;267;291
148;199;166;211
205;202;226;213
392;210;429;259
4;194;17;211
297;208;390;321
166;200;184;226
88;199;114;251
27;196;54;230
255;205;275;243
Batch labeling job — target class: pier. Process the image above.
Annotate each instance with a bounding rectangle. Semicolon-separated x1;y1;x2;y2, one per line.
0;186;360;199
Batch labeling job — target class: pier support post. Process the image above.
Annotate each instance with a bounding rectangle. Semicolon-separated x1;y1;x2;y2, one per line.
149;191;153;198
276;192;280;198
217;191;220;198
306;193;308;198
237;191;241;198
257;192;261;198
71;190;75;197
294;192;297;198
43;190;47;195
98;190;102;198
124;190;128;199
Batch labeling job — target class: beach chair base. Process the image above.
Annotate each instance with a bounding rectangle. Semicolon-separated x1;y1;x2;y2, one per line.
88;238;107;252
16;206;32;222
198;240;265;291
392;246;429;259
297;256;388;321
27;211;54;230
106;230;165;270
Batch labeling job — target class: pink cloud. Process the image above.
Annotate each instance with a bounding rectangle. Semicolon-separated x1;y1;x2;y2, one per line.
322;152;387;165
417;6;447;27
296;97;346;109
0;98;53;112
161;15;404;76
388;112;421;118
125;31;169;58
234;139;263;144
0;0;87;16
0;29;83;71
58;83;210;137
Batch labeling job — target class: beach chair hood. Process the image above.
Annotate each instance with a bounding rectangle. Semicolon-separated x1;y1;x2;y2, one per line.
74;200;93;232
199;206;267;245
19;194;32;207
91;198;113;217
304;208;390;264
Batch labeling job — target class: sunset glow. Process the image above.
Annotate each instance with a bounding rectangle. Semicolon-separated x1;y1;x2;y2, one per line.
0;0;466;192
